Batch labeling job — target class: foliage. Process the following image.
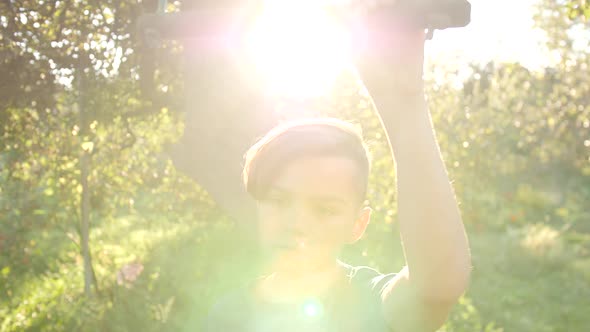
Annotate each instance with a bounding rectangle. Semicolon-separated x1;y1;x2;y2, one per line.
564;0;590;20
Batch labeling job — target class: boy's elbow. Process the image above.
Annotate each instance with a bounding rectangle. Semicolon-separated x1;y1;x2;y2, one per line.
442;257;472;301
422;256;472;303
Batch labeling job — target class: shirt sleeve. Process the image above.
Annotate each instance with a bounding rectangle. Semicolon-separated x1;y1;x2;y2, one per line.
343;264;398;331
347;265;397;295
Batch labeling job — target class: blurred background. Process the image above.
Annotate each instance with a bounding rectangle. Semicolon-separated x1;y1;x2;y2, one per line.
1;0;589;331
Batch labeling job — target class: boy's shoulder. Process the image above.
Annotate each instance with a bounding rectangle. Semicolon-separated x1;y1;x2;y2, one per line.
338;260;397;294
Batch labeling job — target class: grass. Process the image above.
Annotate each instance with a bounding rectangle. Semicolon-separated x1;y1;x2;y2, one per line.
459;225;590;331
2;206;589;331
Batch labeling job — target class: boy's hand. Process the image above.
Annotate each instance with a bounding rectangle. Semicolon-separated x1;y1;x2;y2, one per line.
348;7;427;97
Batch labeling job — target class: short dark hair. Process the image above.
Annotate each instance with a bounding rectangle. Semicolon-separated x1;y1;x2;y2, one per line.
242;118;371;202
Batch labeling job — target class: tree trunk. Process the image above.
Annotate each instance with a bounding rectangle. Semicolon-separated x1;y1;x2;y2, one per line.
78;67;94;297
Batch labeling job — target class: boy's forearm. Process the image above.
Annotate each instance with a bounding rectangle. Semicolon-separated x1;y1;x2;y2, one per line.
374;91;471;301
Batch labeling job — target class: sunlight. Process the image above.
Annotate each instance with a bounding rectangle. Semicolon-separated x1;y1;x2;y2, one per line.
302;297;324;318
246;0;352;98
520;224;564;258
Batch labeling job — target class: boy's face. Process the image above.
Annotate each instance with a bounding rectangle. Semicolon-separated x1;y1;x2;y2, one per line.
256;156;371;270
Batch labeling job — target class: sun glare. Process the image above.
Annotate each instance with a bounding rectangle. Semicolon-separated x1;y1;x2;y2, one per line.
246;1;352;98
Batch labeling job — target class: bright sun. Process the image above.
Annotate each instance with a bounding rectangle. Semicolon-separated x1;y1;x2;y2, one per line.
245;1;353;98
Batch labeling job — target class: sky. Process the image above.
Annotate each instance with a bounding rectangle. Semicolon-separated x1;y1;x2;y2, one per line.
246;0;555;97
426;0;550;70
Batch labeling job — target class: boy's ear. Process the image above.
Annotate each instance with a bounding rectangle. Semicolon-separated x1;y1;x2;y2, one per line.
349;207;372;244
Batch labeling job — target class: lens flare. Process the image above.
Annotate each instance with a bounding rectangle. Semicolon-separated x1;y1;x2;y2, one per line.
302;297;324;318
246;0;352;98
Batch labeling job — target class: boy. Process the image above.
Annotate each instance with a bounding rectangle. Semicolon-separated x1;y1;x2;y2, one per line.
205;18;471;332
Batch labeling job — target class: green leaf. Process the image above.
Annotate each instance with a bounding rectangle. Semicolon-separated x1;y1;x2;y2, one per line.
81;141;94;152
33;209;48;215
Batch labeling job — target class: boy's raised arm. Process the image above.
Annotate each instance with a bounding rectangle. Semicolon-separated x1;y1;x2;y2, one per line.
355;18;472;332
